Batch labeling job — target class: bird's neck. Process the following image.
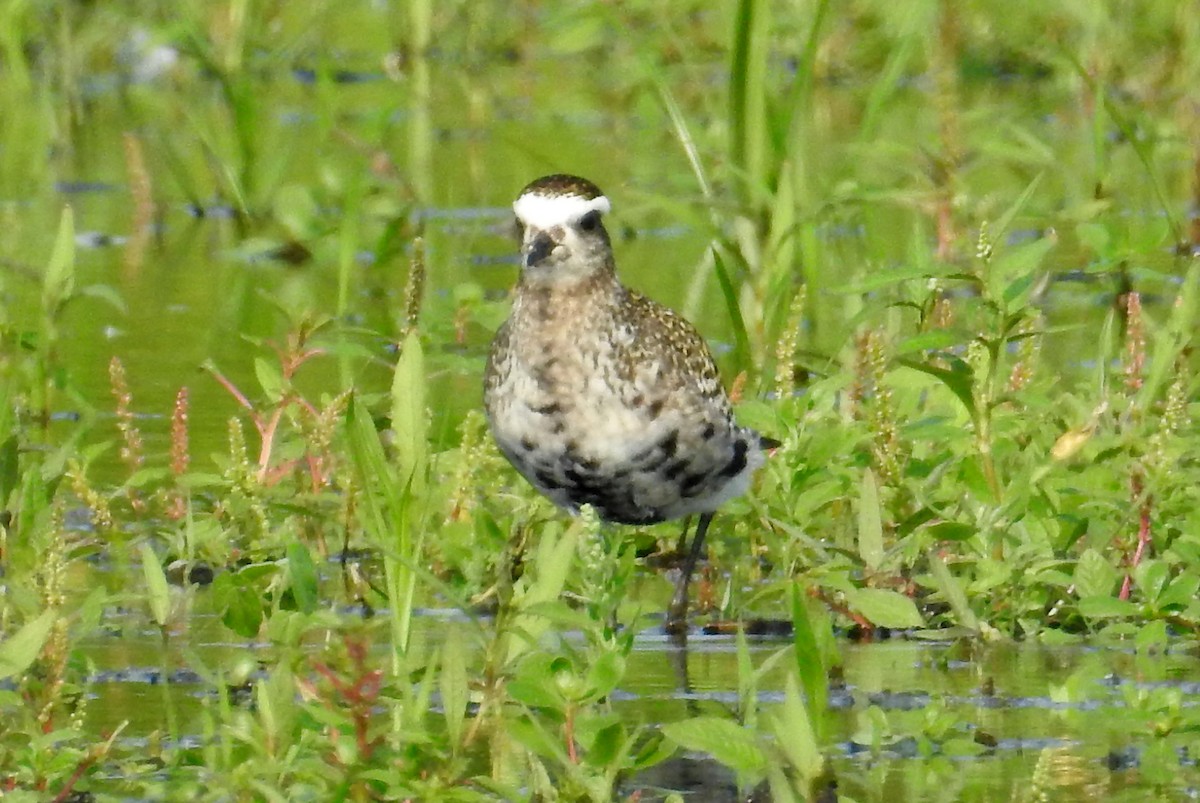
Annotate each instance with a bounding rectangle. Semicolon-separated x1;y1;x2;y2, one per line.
514;266;620;324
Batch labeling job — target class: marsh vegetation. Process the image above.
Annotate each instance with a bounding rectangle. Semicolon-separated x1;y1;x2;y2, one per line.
0;1;1198;800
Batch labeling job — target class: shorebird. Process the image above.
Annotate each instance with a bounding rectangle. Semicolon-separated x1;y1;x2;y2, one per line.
483;174;778;632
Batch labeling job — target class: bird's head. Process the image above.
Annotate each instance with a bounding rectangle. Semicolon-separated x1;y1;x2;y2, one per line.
512;174;613;284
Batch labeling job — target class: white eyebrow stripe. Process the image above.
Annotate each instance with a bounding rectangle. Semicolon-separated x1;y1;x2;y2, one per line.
513;193;611;229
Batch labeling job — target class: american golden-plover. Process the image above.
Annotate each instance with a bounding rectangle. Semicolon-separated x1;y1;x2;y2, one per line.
484;174;778;631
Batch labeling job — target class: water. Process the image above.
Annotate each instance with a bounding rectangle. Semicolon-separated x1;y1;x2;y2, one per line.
3;5;1198;799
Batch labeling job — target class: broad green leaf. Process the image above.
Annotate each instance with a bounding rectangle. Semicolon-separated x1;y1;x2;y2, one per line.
585;649;624;699
1077;596;1137;619
213;571;265;638
1157;575;1200;611
895;329;964;355
771;674;823;781
857;469;883;571
927;521;975;541
928;553;978;631
506;526;578;665
42;205;75;314
285;540;319;614
254;357;285;403
661;716;766;776
0;610;57;679
845;588;924;629
1073;549;1117;599
575;713;624;766
631;729;677;771
897;357;977;420
1133;560;1168;606
140;543;171;627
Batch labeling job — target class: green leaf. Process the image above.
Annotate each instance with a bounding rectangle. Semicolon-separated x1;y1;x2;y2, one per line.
0;435;19;504
897;357;977;420
661;716;766;776
1077;596;1137;619
285;540;319;614
894;329;964;355
845;588;924;629
0;610;57;679
1073;549;1117;599
440;625;468;748
1133;560;1168;606
928;553;978;631
585;649;625;700
506;526;578;665
213;571;265;638
857;469;883;571
76;283;127;314
581;717;624;767
770;674;823;781
1157;575;1200;611
711;247;752;373
42;205;75;315
391;331;427;489
926;521;975;541
991;172;1043;243
631;729;677;771
254;357;285;403
790;585;827;740
140;543;171;627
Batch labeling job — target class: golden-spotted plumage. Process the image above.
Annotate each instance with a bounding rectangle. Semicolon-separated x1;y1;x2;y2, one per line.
484;174;776;631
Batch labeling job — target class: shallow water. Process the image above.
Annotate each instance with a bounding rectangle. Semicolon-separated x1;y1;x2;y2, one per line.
71;599;1200;800
4;4;1199;800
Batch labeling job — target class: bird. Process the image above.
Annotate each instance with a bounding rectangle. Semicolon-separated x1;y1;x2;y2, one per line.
483;174;778;632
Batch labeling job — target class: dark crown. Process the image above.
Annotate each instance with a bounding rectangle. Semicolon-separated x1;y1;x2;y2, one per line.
518;174;606;201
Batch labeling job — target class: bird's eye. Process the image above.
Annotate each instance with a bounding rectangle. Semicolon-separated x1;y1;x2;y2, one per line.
579;211;600;232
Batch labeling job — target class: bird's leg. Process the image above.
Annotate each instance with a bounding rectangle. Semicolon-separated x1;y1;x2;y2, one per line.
674;516;692;556
666;511;714;633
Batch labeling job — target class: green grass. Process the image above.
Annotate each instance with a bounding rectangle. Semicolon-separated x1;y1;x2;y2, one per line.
0;0;1199;800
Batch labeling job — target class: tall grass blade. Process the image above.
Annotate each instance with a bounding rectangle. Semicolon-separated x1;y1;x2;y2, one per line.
345;394;418;659
790;584;827;741
391;331;428;492
712;248;752;372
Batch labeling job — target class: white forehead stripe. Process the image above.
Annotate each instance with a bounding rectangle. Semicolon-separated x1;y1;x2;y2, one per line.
513;192;610;229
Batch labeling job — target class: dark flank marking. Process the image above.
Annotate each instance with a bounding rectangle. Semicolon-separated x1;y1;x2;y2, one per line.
659;430;679;458
550;420;566;434
532;401;563;416
702;423;716;440
719;439;749;478
647;399;665;420
681;470;709;495
535;469;558;488
663;459;690;481
564;468;585;487
631;393;645;408
519;437;535;452
577;457;600;471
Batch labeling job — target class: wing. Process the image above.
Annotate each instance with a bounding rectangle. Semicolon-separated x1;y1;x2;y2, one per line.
619;289;732;415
